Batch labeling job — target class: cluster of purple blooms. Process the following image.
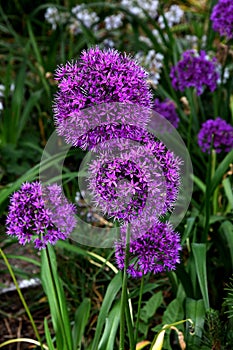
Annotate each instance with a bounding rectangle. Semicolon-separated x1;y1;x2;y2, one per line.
7;47;181;277
6;182;76;249
92;158;149;221
88;140;181;229
153;98;179;128
115;221;181;278
53;47;153;146
210;0;233;40
170;50;219;95
198;117;233;153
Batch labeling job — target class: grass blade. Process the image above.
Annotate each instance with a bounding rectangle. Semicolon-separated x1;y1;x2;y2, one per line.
192;243;209;310
72;298;91;350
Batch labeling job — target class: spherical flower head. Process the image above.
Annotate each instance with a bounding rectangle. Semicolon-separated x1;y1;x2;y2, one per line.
59;103;152;149
53;47;153;145
6;182;76;249
198;117;233;153
115;221;181;278
170;50;220;95
87;144;166;224
153;98;179;128
210;0;233;40
85;136;181;225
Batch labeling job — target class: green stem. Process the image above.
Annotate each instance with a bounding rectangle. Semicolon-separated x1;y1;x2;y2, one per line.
119;223;131;350
45;246;71;350
0;249;44;350
197;95;205;123
186;89;197;152
203;144;214;242
211;150;218;215
134;275;145;344
187;111;193;154
125;290;135;350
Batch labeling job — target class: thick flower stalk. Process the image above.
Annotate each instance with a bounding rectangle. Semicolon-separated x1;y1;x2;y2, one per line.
6;182;76;249
115;221;181;278
210;0;233;40
198;117;233;153
170;50;219;95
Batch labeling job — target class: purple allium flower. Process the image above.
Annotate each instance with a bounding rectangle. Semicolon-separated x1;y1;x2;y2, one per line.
6;182;76;249
53;47;153;145
153;98;179;128
210;0;233;40
62;103;152;149
198;117;233;153
86;138;181;224
115;221;181;278
170;50;219;95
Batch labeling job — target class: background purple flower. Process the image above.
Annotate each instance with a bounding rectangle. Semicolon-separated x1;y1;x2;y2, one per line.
170;50;219;95
115;221;181;278
198;117;233;153
210;0;233;40
53;47;153;145
6;182;76;249
153;98;179;128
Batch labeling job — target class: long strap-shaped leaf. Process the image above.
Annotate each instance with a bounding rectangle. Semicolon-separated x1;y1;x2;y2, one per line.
191;243;210;311
91;272;122;350
41;245;73;350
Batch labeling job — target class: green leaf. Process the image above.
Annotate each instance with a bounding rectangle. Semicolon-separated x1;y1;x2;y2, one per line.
91;272;122;350
72;298;91;350
162;298;184;325
4;254;41;267
219;221;233;268
192;175;206;193
191;243;209;310
140;291;163;323
210;149;233;195
0;149;68;207
223;177;233;210
17;90;42;141
98;300;121;350
186;298;205;346
181;216;196;244
44;317;55;350
41;245;73;350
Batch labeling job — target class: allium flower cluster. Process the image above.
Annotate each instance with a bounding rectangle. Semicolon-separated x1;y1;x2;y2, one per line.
53;47;182;275
210;0;233;40
198;117;233;153
87;135;181;224
104;13;124;31
44;4;99;35
139;30;168;48
44;7;68;30
185;35;207;50
6;182;76;249
120;0;159;19
69;5;99;35
153;98;179;128
53;47;152;144
170;50;219;95
135;50;164;86
115;222;181;278
91;158;149;221
158;5;184;29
